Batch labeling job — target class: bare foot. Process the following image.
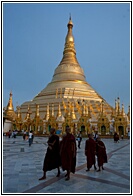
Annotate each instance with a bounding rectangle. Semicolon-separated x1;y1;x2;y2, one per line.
39;176;46;180
65;176;70;181
56;173;60;177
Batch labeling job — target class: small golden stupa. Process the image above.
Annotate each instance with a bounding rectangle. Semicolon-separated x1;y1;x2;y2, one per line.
4;91;16;120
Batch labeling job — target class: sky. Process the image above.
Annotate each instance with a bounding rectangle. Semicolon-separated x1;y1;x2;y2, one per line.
3;2;130;113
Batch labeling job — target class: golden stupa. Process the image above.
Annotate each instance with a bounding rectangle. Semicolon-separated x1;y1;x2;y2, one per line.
20;17;113;121
4;91;16;120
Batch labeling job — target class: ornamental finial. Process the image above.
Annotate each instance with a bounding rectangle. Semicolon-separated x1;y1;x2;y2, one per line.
69;13;71;20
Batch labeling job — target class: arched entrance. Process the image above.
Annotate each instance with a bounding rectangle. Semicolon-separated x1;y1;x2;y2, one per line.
48;125;51;132
81;125;85;132
118;126;124;136
80;125;86;136
101;125;106;135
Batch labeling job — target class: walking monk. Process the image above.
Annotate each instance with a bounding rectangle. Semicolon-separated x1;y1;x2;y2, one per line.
60;127;76;180
96;136;107;171
39;128;61;180
85;133;97;171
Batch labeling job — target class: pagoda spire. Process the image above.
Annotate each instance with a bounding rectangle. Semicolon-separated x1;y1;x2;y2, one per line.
46;103;50;120
51;103;54;117
6;91;14;112
85;103;88;116
127;105;130;121
121;103;124;116
71;102;76;119
117;97;120;114
59;16;79;65
69;13;71;20
57;102;61;118
82;102;86;116
5;91;16;119
25;105;32;120
115;99;118;113
16;106;21;119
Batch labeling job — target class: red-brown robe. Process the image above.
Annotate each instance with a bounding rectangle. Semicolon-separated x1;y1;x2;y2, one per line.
85;138;96;169
114;133;119;142
96;140;107;167
60;133;76;173
43;134;61;172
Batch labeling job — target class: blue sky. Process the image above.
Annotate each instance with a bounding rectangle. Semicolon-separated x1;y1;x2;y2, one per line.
3;2;130;113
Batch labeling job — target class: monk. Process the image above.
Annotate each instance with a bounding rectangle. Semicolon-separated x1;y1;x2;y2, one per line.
85;133;97;171
113;132;119;143
96;136;107;171
39;128;61;180
60;127;76;180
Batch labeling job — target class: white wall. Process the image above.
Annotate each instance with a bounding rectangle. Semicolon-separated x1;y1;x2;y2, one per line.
3;119;12;133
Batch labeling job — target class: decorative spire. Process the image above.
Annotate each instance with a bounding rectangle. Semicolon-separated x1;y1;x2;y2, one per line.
67;14;73;29
16;106;21;119
6;91;14;111
69;13;71;20
75;99;82;114
25;105;32;120
25;112;30;120
27;105;32;115
82;102;86;116
57;102;61;118
71;102;76;119
51;103;54;117
62;99;67;113
115;99;118;113
127;105;130;121
87;104;91;118
111;107;115;119
85;103;88;116
46;103;49;120
59;16;79;65
121;103;124;115
67;100;71;116
5;91;16;120
117;97;120;114
35;104;40;118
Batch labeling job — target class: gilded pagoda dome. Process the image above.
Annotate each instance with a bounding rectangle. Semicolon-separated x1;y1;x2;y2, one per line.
20;17;114;121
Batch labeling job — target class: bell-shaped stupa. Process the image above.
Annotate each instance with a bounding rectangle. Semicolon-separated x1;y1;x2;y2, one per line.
20;17;113;120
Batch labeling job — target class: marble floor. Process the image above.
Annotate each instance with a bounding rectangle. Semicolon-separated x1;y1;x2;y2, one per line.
2;136;131;194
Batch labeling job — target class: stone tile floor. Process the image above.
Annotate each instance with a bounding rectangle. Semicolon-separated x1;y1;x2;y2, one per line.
2;136;131;194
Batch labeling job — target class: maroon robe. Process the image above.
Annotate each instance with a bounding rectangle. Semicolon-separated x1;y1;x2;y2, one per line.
43;134;61;172
60;133;76;173
114;133;119;142
96;140;107;167
85;138;96;169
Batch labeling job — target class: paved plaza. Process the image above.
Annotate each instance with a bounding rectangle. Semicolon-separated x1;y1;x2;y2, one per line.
2;136;130;194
